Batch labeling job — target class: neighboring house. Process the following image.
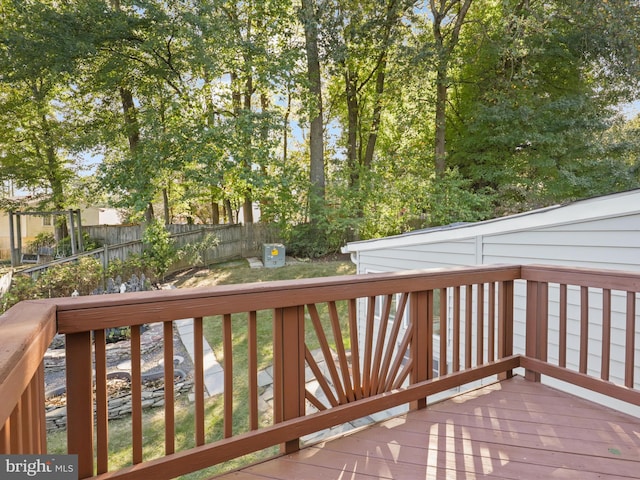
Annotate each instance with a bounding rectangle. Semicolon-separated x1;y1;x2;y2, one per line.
0;203;121;260
342;189;640;411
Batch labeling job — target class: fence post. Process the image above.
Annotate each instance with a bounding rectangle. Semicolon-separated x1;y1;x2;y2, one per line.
9;211;15;267
273;306;305;454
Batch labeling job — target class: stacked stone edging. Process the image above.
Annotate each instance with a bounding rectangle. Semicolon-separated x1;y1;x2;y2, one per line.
46;377;194;432
44;321;192;432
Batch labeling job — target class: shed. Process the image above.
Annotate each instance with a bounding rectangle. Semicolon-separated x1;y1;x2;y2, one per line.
342;189;640;412
343;189;640;273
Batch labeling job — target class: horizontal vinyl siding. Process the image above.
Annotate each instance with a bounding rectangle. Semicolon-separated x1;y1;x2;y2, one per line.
358;239;476;273
482;214;640;271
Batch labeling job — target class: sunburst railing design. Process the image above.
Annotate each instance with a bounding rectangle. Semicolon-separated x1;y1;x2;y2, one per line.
303;294;413;411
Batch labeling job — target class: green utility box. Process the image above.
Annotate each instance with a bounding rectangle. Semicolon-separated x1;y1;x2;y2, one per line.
263;243;285;268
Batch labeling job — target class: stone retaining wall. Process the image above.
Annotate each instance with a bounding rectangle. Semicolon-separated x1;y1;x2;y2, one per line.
46;378;194;432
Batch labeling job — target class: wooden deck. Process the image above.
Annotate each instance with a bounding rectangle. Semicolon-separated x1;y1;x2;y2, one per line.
216;376;640;479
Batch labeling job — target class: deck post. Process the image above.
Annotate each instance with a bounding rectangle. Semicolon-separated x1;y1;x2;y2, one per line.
525;281;548;382
410;291;430;410
65;332;94;479
273;306;305;454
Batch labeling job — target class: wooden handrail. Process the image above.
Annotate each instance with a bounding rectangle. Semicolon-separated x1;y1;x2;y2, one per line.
54;264;522;333
0;300;57;454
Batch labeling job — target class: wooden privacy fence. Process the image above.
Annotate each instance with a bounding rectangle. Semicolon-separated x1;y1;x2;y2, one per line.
83;224;221;245
21;223;281;277
1;264;638;480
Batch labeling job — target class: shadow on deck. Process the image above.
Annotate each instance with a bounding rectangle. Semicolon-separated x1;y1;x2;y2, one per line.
218;376;640;479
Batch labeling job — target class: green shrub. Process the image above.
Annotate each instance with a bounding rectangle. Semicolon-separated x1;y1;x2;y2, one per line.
26;232;56;253
142;220;177;281
38;257;103;297
1;274;40;312
177;234;219;267
56;233;102;257
107;254;153;281
1;257;103;313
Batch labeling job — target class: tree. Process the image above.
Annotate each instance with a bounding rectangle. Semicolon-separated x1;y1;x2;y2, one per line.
0;1;98;236
448;0;640;210
300;0;326;222
430;0;473;176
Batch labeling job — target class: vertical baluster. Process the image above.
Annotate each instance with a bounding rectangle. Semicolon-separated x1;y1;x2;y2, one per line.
378;293;408;394
559;284;568;368
477;284;485;366
329;301;355;401
9;404;20;453
0;419;8;453
579;287;589;374
26;373;43;453
439;288;448;376
94;329;109;474
348;299;362;400
426;290;434;381
248;311;258;431
453;287;460;373
66;331;94;479
601;289;611;381
539;283;549;364
34;363;45;453
223;314;233;438
308;304;347;403
371;295;392;394
388;324;413;390
362;297;375;396
163;321;175;455
465;285;472;369
488;283;495;362
625;292;636;388
194;317;205;446
130;325;143;464
23;380;33;453
19;387;29;452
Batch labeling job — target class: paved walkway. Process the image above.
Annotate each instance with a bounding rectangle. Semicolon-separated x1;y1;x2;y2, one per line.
174;318;224;396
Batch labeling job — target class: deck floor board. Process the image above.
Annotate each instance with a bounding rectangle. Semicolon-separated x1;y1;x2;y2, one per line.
215;376;640;479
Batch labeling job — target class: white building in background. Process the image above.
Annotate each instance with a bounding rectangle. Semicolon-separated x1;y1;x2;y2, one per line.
342;189;640;412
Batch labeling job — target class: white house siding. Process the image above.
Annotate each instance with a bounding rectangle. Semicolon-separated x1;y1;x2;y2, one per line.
344;190;640;414
356;239;476;273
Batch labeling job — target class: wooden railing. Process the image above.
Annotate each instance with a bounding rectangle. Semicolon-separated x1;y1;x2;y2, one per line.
0;264;638;480
521;265;640;405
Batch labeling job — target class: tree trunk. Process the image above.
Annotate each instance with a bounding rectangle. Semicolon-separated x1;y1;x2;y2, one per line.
363;58;387;168
431;0;474;176
224;199;234;224
162;187;170;224
300;0;325;220
345;67;359;185
211;198;220;225
434;65;448;176
144;203;154;224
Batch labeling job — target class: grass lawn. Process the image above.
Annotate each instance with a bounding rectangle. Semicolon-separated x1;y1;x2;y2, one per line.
47;258;356;479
